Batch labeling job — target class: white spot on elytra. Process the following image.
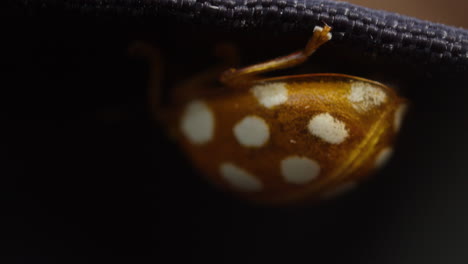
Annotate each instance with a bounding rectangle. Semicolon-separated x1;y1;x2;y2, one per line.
251;82;288;108
308;113;349;144
180;100;214;144
233;115;270;147
321;182;358;200
281;156;321;184
220;163;263;192
394;104;408;132
374;147;394;169
313;26;332;40
347;82;387;112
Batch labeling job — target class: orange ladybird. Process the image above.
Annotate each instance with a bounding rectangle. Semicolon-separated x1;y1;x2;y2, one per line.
133;25;408;205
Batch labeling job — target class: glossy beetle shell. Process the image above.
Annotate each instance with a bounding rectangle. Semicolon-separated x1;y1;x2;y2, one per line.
170;73;407;204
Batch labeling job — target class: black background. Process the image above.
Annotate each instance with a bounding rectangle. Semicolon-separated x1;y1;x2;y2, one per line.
4;4;468;264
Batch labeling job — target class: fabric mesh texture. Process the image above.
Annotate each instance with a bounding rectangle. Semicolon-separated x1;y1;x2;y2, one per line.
16;0;468;68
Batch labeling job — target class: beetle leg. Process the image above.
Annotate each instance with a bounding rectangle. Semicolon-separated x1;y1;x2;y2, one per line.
220;25;332;88
128;41;165;120
179;42;240;90
171;42;240;101
129;41;241;123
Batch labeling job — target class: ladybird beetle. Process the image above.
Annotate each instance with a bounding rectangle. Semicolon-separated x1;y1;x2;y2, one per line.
132;25;408;205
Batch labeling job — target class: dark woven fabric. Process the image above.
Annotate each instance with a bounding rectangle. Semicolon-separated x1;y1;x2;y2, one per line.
16;0;468;68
